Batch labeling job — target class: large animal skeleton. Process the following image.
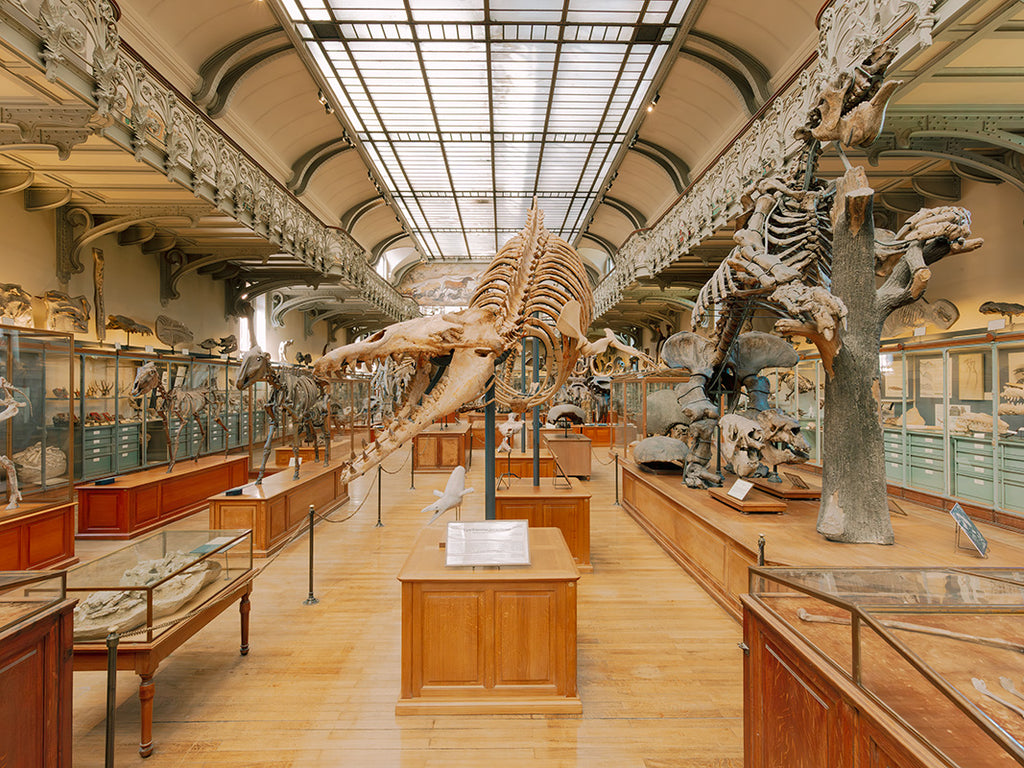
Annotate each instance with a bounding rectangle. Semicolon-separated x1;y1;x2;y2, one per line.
130;362;226;472
314;202;593;483
237;347;329;483
0;377;31;509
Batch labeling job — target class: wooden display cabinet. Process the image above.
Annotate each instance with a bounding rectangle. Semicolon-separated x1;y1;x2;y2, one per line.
0;571;73;767
495;478;591;569
745;566;1024;767
396;526;581;715
413;422;471;471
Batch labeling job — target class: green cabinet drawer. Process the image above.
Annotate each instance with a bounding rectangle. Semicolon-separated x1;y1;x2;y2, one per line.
910;454;944;471
115;449;141;469
909;432;944;447
82;443;112;459
955;473;995;504
885;460;903;480
83;454;113;477
910;465;944;491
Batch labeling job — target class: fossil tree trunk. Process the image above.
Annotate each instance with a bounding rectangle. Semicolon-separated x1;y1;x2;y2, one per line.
817;168;895;544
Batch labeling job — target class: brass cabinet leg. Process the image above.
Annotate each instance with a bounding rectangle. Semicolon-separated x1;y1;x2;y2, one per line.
240;592;251;656
138;674;155;758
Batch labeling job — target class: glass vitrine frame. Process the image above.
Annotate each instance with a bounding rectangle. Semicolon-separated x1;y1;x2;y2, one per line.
0;570;67;635
66;528;254;645
0;326;74;509
749;565;1024;767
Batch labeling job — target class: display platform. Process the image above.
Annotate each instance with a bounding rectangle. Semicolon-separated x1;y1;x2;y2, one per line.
76;454;250;539
413;422;471;471
208;459;349;556
273;437;355;467
709;485;787;514
495;478;591;570
494;449;556;478
749;474;821;499
621;461;1024;621
396;526;580;715
544;434;592;479
70;531;256;757
0;500;76;569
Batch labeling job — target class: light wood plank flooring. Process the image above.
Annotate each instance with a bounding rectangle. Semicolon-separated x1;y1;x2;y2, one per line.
70;449;745;767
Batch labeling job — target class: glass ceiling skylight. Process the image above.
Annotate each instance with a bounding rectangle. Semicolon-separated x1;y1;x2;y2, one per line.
282;0;689;261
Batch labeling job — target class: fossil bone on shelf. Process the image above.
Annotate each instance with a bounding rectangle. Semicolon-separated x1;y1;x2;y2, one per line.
314;202;593;483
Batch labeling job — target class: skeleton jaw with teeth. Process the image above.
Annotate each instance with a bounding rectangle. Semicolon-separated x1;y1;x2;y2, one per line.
757;409;811;472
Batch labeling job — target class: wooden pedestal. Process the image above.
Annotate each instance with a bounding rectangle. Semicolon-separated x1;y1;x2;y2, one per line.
495;478;591;570
413;423;471;471
709;486;787;514
494;450;556;478
0;599;74;767
76;455;250;539
208;461;349;557
544;434;592;479
0;501;76;569
397;526;580;715
73;571;256;758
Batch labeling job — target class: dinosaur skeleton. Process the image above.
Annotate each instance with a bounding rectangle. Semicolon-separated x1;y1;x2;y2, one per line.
130;362;227;473
0;378;31;509
314;202;593;484
237;347;330;483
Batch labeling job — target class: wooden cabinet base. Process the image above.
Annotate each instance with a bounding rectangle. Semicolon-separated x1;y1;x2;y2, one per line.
495;451;556;478
544;435;592;479
0;501;76;570
413;423;471;471
495;478;591;570
76;455;249;539
273;438;355;467
708;486;787;514
208;461;349;557
0;599;74;767
397;527;581;715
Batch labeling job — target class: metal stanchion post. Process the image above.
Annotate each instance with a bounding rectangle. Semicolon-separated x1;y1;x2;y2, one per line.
614;453;619;505
105;630;119;768
304;504;319;605
409;444;415;489
757;534;766;566
376;465;384;527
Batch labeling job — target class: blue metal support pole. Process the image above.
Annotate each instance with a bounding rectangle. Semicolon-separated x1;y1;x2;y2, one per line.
485;380;496;519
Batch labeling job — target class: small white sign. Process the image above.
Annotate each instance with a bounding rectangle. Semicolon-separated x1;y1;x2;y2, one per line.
446;520;531;567
988;318;1006;331
181;348;189;355
288;457;302;467
727;478;753;500
221;354;228;360
114;342;122;350
145;345;154;353
913;327;926;337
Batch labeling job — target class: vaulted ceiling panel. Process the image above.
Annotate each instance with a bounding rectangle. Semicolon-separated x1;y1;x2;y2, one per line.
691;0;819;75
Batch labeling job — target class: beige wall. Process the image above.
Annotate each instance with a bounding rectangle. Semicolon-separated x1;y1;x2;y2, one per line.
0;194;330;357
918;179;1024;334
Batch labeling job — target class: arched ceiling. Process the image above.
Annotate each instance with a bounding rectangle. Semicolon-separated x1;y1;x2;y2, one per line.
0;0;1019;335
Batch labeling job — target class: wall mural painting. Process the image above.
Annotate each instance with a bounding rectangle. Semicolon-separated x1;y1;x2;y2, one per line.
397;264;483;307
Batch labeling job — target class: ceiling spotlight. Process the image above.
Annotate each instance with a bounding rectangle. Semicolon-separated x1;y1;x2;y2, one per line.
317;89;328;106
647;93;660;112
325;103;334;115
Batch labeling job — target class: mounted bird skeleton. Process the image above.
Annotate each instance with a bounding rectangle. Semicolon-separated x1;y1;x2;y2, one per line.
314;201;594;484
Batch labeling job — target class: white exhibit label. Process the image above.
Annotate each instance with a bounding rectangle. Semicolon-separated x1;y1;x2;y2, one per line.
913;327;926;336
145;345;154;353
727;478;753;500
446;520;530;567
988;318;1006;331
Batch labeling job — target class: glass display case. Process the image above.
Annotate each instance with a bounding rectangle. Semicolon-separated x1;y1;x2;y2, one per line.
73;347;261;480
609;374;687;454
66;528;253;643
0;569;66;634
748;565;1024;767
0;326;74;509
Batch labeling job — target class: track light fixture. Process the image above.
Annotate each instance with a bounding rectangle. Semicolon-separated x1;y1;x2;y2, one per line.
317;89;328;106
646;93;660;113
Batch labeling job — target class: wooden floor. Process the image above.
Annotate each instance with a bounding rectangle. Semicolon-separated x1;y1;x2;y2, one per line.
70;448;745;767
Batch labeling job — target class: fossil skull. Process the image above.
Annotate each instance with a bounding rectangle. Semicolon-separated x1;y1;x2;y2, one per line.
756;409;810;469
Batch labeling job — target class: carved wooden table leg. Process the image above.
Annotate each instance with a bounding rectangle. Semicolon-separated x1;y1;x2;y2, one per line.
239;591;251;656
138;673;155;757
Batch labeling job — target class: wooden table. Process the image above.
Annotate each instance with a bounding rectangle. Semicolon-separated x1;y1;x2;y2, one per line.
413;423;471;471
396;526;581;715
495;478;591;569
73;570;256;757
544;434;592;479
209;461;349;557
76;455;249;539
